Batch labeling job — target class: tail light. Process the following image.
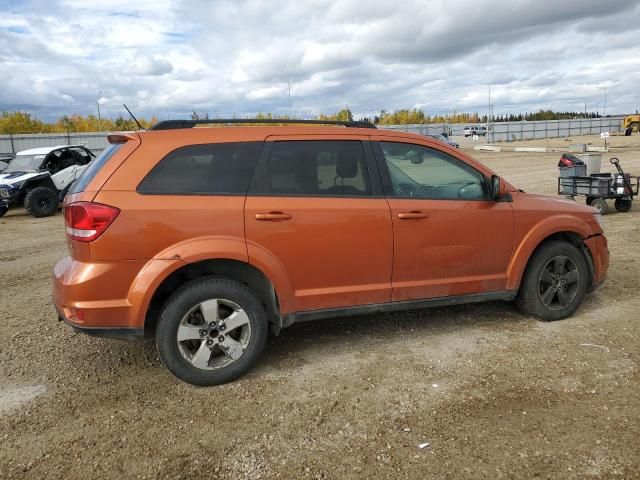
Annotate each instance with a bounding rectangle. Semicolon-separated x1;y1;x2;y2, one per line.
64;202;120;242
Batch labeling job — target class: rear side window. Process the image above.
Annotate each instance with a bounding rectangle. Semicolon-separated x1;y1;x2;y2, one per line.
138;142;262;195
69;144;122;194
252;140;371;196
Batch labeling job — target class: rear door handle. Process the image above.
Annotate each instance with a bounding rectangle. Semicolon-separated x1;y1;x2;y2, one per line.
397;211;429;219
255;211;292;221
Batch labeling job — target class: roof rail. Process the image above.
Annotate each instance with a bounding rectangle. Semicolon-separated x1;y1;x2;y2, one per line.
149;118;377;130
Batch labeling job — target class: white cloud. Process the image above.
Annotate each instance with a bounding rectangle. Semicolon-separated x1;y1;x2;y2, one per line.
131;56;174;76
1;0;640;121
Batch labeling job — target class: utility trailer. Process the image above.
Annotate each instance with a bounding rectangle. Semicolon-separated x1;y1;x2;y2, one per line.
558;157;638;215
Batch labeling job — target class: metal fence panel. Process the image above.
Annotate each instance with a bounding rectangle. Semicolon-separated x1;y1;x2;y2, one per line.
0;117;625;154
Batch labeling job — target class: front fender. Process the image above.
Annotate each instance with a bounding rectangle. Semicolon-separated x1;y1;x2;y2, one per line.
506;215;592;291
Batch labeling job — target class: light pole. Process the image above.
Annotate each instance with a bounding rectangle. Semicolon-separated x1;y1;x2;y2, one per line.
97;90;103;132
487;82;491;144
598;86;607;117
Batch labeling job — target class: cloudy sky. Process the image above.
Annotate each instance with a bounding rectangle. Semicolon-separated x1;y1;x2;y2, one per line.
1;0;640;121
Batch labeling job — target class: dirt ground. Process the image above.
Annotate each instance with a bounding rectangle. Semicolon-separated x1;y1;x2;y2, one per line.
1;134;639;479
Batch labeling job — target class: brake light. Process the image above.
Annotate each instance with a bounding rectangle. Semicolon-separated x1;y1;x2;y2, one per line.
64;202;120;242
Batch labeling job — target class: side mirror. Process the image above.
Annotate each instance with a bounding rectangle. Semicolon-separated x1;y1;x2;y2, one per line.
410;155;423;164
490;175;503;200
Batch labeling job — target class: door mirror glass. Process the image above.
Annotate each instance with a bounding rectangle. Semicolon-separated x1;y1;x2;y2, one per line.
490;175;502;200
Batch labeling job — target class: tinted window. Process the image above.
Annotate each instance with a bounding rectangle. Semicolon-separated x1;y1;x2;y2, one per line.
254;141;371;196
380;142;487;200
70;144;122;193
138;142;262;195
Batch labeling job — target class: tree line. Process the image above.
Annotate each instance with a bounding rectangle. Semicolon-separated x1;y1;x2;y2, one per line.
0;108;607;134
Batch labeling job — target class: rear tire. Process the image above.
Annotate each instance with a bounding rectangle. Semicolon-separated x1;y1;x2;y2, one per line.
24;187;59;217
614;198;632;212
515;240;589;321
156;278;268;386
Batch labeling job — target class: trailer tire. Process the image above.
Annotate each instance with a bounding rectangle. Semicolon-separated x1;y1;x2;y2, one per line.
614;198;632;212
589;198;608;215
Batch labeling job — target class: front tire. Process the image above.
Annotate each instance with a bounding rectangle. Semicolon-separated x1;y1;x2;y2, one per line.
156;278;268;386
24;187;59;217
515;241;589;321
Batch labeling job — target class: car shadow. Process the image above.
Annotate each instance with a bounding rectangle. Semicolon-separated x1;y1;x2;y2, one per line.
260;300;526;363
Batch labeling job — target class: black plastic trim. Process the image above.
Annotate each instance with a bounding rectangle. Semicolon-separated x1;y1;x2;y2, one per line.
281;290;518;327
59;315;144;340
150;119;377;130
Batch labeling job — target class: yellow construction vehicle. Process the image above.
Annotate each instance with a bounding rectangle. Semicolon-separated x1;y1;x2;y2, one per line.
623;115;640;135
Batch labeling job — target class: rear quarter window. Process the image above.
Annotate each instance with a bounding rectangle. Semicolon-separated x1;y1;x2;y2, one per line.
137;142;263;195
69;144;122;194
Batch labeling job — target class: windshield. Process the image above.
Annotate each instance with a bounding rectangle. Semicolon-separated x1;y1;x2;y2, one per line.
5;154;46;173
430;134;448;142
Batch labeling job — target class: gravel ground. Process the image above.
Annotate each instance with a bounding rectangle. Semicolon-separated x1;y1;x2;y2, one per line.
1;134;639;479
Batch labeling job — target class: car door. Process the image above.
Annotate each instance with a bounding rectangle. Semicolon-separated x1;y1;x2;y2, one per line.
244;136;393;313
372;137;515;302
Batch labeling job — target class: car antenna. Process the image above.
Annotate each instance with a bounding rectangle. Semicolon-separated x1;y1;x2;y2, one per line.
123;104;143;130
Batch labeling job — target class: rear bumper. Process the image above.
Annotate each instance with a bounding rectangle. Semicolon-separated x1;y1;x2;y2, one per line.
584;234;609;290
56;305;143;340
53;255;183;334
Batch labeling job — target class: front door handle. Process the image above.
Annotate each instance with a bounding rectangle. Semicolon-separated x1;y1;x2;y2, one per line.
397;211;429;219
255;211;292;221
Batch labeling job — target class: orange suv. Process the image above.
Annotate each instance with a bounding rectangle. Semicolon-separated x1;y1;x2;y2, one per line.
53;119;609;385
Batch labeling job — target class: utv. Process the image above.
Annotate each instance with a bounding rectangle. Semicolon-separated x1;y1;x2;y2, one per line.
0;145;94;218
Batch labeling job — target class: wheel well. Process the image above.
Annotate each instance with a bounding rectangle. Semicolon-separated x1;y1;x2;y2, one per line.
525;231;595;290
145;259;280;336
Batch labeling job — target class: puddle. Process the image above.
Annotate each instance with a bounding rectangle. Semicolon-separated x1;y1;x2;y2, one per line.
0;385;47;415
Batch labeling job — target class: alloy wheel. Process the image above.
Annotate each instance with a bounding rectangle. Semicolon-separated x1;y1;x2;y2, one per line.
176;298;252;370
538;255;580;310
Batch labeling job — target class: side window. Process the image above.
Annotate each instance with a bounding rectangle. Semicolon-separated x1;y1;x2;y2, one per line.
379;142;487;200
138;142;262;195
255;140;371;196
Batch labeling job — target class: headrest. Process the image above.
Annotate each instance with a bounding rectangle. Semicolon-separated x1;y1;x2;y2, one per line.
336;152;359;178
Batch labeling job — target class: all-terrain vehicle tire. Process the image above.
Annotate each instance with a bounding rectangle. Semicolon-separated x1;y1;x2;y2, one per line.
515;240;589;321
0;202;8;217
156;278;269;386
24;187;59;217
614;198;632;212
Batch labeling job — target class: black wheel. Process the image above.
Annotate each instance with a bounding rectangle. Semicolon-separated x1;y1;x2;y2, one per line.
24;187;59;217
156;278;268;386
585;196;595;206
515;240;589;321
614;198;632;212
589;198;608;215
0;202;7;217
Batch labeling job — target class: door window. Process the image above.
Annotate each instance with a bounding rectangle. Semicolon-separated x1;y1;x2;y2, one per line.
379;142;487;199
253;141;371;196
